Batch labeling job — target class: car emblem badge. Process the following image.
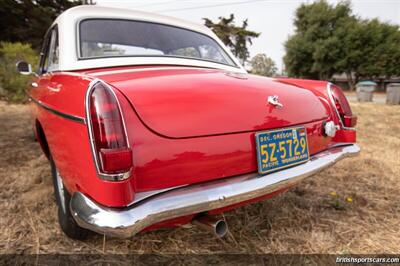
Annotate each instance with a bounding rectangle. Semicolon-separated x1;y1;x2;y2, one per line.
268;95;283;108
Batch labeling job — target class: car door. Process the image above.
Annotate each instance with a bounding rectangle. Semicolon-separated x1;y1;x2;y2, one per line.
29;26;61;163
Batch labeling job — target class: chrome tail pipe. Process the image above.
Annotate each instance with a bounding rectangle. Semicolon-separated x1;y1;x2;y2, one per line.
193;215;228;238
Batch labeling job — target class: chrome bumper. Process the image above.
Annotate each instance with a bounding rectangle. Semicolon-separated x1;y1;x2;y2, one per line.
70;143;360;238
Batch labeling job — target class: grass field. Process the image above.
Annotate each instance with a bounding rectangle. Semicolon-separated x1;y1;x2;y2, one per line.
0;95;399;255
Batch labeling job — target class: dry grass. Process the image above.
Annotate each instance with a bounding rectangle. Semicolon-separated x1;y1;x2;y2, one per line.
0;96;399;255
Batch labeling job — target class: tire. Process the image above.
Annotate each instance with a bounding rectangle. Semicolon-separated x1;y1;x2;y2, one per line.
50;156;89;240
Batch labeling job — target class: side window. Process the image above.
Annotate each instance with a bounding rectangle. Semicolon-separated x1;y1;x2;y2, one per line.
39;32;51;74
39;27;59;74
48;29;59;72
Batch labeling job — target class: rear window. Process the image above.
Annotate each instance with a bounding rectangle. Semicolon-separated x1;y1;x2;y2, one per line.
79;19;236;67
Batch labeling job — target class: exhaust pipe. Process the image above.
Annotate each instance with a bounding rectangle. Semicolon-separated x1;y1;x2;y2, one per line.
193;215;228;238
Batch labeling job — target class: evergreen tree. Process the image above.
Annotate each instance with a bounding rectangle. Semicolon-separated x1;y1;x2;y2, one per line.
204;14;260;65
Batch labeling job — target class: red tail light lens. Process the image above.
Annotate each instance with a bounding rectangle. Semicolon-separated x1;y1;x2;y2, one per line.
99;148;132;173
88;81;132;178
329;84;357;128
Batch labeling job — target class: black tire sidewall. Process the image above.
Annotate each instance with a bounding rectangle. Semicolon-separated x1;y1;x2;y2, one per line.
50;156;89;240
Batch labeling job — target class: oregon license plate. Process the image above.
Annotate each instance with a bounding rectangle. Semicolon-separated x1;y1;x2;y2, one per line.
255;127;309;174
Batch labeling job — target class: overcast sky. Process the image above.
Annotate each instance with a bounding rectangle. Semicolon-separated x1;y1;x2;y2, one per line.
94;0;400;71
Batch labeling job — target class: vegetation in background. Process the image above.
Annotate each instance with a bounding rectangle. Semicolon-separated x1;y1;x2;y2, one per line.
204;14;260;65
0;0;79;103
284;0;400;89
0;0;80;50
249;53;277;77
0;42;38;102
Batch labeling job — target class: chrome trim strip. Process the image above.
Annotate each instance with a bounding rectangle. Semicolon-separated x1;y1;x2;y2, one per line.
29;97;86;124
128;185;187;206
84;79;132;181
70;143;360;238
327;83;356;131
89;66;216;77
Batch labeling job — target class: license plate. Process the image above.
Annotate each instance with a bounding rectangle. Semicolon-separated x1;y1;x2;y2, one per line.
255;127;309;174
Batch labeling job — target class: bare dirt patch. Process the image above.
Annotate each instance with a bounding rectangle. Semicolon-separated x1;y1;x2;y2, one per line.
0;98;399;254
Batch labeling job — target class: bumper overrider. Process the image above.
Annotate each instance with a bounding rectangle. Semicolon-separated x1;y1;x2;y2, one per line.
70;143;360;238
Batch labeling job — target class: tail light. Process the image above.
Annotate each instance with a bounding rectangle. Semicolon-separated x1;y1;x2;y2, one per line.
328;84;357;128
86;80;132;181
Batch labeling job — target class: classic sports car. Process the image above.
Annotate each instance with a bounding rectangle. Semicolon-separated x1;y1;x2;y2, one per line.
17;6;359;239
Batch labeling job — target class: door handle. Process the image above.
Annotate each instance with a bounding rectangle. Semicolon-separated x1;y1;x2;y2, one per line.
30;82;38;88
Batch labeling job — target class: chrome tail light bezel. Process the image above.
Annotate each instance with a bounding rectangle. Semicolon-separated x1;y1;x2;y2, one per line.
85;78;132;181
327;82;356;131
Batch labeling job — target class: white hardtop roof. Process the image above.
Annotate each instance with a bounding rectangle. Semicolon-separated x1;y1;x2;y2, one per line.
54;5;213;36
51;5;245;73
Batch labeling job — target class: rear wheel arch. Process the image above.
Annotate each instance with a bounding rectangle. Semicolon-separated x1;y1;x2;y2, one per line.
35;120;50;159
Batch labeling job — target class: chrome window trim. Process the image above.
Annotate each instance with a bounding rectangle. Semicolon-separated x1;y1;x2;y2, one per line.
39;25;59;74
47;26;59;72
326;82;356;131
85;78;132;181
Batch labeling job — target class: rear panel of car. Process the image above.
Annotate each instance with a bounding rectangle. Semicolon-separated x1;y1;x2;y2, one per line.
117;90;335;192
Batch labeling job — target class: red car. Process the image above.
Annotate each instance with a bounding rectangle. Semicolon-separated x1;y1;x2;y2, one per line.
17;6;359;240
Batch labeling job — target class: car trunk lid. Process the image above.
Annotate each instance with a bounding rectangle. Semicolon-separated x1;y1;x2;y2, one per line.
89;66;329;138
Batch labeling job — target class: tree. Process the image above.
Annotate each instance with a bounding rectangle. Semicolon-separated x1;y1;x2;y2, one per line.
250;53;277;77
0;0;80;50
204;14;260;65
339;19;400;87
284;0;353;80
284;0;400;89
